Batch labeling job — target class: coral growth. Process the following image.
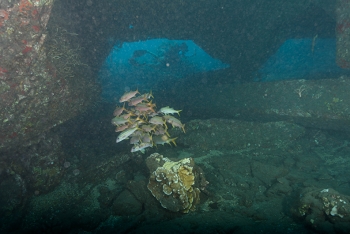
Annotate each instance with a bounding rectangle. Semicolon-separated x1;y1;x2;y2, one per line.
146;153;207;213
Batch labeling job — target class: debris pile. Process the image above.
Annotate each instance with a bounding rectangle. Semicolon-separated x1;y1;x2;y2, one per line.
112;90;185;152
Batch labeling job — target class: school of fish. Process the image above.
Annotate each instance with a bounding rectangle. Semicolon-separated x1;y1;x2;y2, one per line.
112;89;185;153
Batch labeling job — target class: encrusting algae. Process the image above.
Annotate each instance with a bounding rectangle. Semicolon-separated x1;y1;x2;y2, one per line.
112;90;185;153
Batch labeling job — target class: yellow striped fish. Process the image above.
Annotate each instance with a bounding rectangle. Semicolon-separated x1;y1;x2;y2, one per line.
116;127;139;143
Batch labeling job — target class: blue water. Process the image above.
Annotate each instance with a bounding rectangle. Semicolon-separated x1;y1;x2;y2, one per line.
98;38;229;102
257;38;350;81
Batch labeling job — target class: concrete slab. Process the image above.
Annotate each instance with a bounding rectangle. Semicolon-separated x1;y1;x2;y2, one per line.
177;77;350;131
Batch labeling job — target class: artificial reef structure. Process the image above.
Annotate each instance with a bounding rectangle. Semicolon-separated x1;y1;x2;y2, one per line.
0;0;346;152
1;1;350;232
0;0;348;214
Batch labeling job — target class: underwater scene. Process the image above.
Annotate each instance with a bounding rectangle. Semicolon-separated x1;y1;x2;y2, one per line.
2;0;350;233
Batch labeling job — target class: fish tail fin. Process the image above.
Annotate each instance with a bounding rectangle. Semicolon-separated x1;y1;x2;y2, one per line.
148;100;156;108
182;124;186;133
151;125;157;132
162;119;168;129
150;107;156;113
149;90;154;99
171;137;177;146
153;141;158;148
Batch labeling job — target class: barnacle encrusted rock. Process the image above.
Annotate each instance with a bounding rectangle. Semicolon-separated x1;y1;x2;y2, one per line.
146;153;204;213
